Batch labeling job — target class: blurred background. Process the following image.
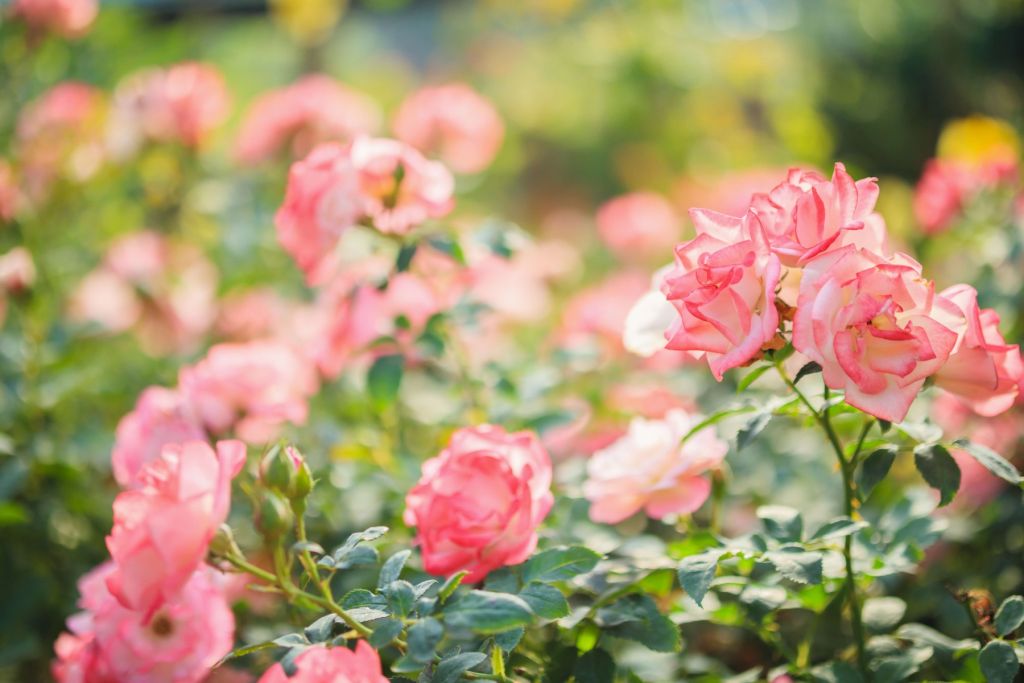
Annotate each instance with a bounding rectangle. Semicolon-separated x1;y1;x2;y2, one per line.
2;0;1024;680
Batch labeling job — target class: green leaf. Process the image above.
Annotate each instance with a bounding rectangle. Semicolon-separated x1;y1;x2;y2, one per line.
426;235;467;265
978;640;1020;683
737;365;771;392
214;640;278;666
857;446;897;498
764;550;823;584
953;439;1022;486
386;579;416;617
995;595;1024;637
406;618;443;664
369;618;404;648
439;571;468;603
574;648;616;683
678;549;725;607
433;652;488;683
367;354;404;409
757;505;803;542
597;594;682;653
680;405;758;445
872;654;919;683
443;590;534;634
862;597;907;633
519;582;570;620
521;546;601;584
272;633;309;647
304;614;340;643
894;623;979;654
395;242;418;272
379;549;412;589
737;411;772;451
793;361;823;385
914;444;961;507
810;516;867;542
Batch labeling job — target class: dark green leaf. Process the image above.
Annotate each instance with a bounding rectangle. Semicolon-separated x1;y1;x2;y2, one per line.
953;439;1022;486
521;546;601;584
978;640;1020;683
574;648;615;683
332;544;379;570
407;617;443;664
737;411;772;451
994;595;1024;637
494;627;524;652
304;614;339;643
810;516;867;542
433;652;488;683
757;505;803;542
272;633;309;647
872;654;918;683
793;361;823;385
387;580;416;617
597;594;681;653
369;618;404;648
764;550;823;584
395;242;418;272
367;354;404;409
737;365;771;392
443;590;534;634
379;549;412;588
857;447;897;498
678;549;725;607
914;444;960;507
426;235;467;265
878;419;892;434
519;583;570;620
894;623;979;653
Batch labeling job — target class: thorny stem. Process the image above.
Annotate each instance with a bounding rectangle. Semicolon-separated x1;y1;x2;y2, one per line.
774;363;870;680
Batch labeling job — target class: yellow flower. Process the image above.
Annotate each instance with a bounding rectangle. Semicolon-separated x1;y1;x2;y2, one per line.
937;115;1019;168
270;0;346;45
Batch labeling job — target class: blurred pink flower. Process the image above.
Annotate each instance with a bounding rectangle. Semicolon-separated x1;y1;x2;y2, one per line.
215;288;298;342
105;440;245;617
179;341;319;443
235;75;381;165
662;210;782;380
404;425;553;583
0;160;21;222
0;246;36;293
112;387;207;488
793;247;959;422
596;192;681;258
562;271;650;354
584;409;726;524
53;563;234;683
913;158;1018;234
674;168;788;218
11;0;97;38
393;83;504;174
256;642;387;683
109;62;230;154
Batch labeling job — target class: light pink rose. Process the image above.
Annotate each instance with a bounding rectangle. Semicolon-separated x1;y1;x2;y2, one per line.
596;192;681;258
109;62;230;154
235;75;380;165
393;83;504;174
11;0;97;38
933;284;1022;416
662;210;782;380
561;271;650;353
112;387;207;488
179;341;319;443
404;425;553;583
105;440;245;617
256;642;387;683
53;563;234;683
584;409;727;524
673;168;788;218
215;288;298;342
0;246;36;293
792;247;960;422
913;158;1018;234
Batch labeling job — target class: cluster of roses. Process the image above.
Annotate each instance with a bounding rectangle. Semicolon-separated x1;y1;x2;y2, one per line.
7;0;97;39
657;162;1021;423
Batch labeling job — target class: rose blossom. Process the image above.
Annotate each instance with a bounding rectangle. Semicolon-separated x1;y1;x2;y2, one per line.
179;341;319;443
105;440;245;616
404;425;553;583
662;209;782;380
913;158;1017;234
393;83;504;174
933;284;1022;416
596;192;681;258
584;409;727;524
256;642;387;683
792;246;960;422
53;564;234;683
235;75;381;164
11;0;97;38
0;247;36;293
111;387;207;488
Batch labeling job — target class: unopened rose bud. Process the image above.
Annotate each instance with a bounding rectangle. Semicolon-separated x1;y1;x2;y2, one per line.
209;523;242;560
260;444;314;502
286;446;313;500
257;492;294;539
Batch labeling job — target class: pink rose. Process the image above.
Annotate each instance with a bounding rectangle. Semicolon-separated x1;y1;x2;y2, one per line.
393;83;504;174
235;75;380;165
662;210;782;380
404;425;553;583
561;271;650;354
913;158;1018;234
11;0;97;38
112;387;207;488
179;341;319;443
596;192;681;258
257;642;387;683
584;409;727;524
792;247;960;422
0;246;36;293
53;564;234;683
105;440;245;616
934;284;1022;416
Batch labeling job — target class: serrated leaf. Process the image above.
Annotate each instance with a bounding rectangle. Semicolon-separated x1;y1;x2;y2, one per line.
953;439;1022;485
519;582;570;620
757;505;803;542
810;516;867;542
857;446;897;498
439;571;468;603
678;549;725;607
334;544;379;570
367;354;404;409
387;579;416;617
345;606;390;622
369;618;404;648
597;594;681;653
764;550;823;584
379;549;412;589
737;411;772;451
443;590;534;634
495;627;524;652
521;546;601;584
793;361;823;385
303;614;339;643
894;623;979;653
995;595;1024;637
272;632;309;648
737;365;771;392
433;652;487;683
914;444;960;507
979;640;1020;683
863;597;906;633
407;618;443;664
574;648;615;683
